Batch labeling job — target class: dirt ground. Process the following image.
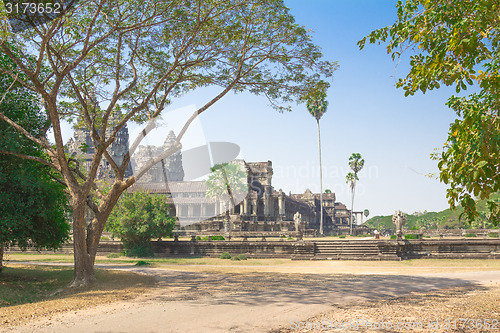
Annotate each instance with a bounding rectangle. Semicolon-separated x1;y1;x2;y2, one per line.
1;260;500;333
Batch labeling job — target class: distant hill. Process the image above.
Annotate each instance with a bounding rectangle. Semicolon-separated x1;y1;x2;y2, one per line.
364;193;500;232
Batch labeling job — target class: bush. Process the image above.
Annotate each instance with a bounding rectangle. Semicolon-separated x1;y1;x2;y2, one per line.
135;260;151;266
339;235;346;238
105;191;175;258
465;233;477;237
195;236;202;240
390;235;397;240
488;232;499;238
106;253;121;258
220;252;231;259
200;235;225;241
423;235;431;238
404;234;419;240
125;244;155;258
230;256;240;261
101;236;110;241
236;254;247;260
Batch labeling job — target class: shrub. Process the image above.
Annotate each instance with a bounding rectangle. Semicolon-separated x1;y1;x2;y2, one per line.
220;252;231;259
488;232;499;238
390;235;397;240
125;244;155;258
404;234;419;240
105;191;175;258
200;235;225;241
230;256;240;261
236;254;247;260
135;260;151;266
339;235;346;239
101;236;110;241
195;236;202;240
423;235;431;238
106;253;121;258
465;233;477;237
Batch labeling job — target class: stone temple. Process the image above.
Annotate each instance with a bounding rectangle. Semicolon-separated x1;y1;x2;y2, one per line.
68;121;357;235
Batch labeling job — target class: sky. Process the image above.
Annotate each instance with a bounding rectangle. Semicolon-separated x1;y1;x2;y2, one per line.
57;0;462;218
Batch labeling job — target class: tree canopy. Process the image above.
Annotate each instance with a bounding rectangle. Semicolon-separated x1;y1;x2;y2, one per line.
0;52;70;272
358;0;500;224
106;191;176;257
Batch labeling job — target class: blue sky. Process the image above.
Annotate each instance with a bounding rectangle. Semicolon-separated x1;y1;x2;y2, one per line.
185;0;458;218
58;0;460;218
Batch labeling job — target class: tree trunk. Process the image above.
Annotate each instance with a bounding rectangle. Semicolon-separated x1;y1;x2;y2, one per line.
70;197;96;287
350;185;356;235
317;119;323;235
0;244;3;273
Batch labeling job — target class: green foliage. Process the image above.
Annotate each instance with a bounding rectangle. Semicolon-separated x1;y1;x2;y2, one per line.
390;235;397;240
135;260;151;266
465;233;477;238
365;193;500;231
488;232;499;238
306;92;328;121
198;235;225;241
359;0;500;224
105;191;176;257
206;163;248;204
230;254;247;261
404;234;419;240
357;234;371;237
106;253;121;259
339;235;346;239
0;52;70;260
220;252;232;259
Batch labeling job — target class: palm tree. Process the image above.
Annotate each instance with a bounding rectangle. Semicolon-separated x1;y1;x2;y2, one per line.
345;153;364;234
307;94;328;235
206;162;248;232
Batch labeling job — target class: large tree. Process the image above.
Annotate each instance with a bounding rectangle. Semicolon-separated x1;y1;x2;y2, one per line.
0;52;70;272
358;0;500;225
0;0;336;286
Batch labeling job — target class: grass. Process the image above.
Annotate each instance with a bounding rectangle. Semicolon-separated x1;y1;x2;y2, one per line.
0;264;156;327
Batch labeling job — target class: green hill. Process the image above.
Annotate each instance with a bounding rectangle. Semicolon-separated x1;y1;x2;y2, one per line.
365;193;500;231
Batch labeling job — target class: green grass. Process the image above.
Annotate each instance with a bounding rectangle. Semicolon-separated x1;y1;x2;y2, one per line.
0;265;74;307
5;252;290;266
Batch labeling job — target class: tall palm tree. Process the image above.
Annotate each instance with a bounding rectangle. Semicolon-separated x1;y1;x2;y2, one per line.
346;153;364;234
307;94;328;235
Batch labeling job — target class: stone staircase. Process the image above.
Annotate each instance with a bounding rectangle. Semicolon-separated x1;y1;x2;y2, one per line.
313;240;400;260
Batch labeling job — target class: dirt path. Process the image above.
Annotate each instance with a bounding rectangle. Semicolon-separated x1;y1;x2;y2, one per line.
3;265;500;333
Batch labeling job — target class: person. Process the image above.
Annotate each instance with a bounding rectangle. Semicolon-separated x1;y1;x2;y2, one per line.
374;229;380;239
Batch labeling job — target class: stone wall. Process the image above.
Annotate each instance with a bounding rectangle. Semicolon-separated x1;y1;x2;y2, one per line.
7;239;500;261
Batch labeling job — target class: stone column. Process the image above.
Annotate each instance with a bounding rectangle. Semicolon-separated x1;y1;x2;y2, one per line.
187;204;193;218
278;190;285;215
243;198;248;215
263;192;270;216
